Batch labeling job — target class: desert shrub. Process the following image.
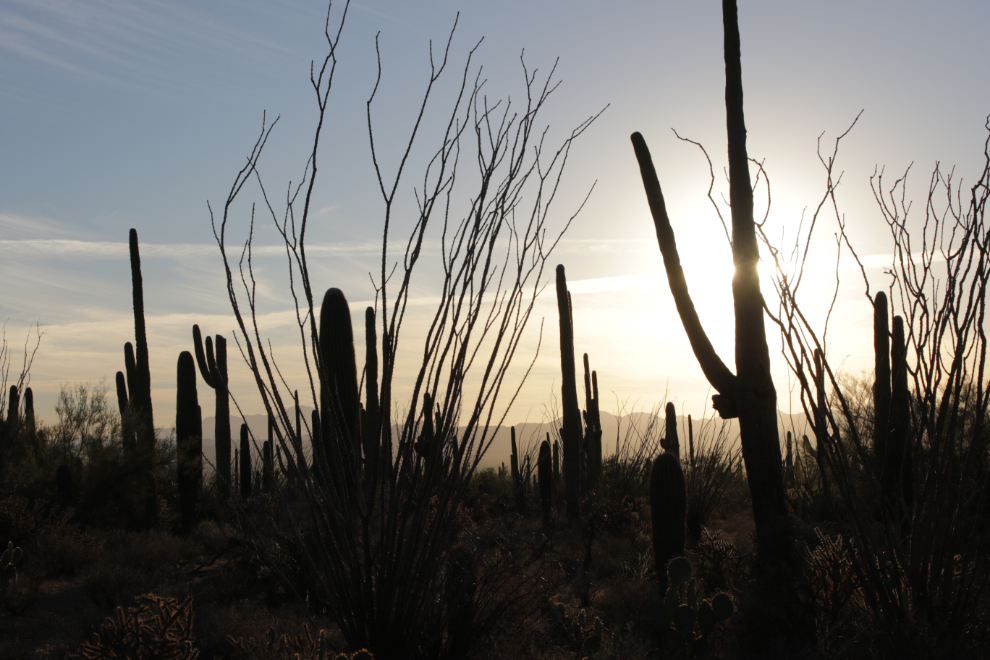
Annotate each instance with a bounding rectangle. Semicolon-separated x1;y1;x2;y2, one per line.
67;593;199;659
684;416;739;542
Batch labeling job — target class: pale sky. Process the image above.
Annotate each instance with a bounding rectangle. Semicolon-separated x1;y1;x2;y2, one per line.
2;0;989;429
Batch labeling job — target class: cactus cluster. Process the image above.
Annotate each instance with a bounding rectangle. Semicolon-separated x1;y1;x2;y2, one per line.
192;325;231;499
115;229;156;460
548;600;605;655
556;265;584;519
1;541;23;590
636;556;733;657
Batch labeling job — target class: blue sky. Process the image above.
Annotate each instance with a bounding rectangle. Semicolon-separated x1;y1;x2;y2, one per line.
2;0;989;427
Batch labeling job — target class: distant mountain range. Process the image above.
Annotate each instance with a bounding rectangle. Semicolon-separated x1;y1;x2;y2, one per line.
188;406;812;474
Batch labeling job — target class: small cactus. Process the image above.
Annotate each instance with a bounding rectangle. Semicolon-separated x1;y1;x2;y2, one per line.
634;557;734;657
1;541;23;588
175;351;202;531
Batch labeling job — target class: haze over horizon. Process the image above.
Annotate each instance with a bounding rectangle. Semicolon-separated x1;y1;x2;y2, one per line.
2;0;989;432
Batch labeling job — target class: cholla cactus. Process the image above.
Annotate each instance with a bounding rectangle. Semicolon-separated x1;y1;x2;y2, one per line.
1;541;23;589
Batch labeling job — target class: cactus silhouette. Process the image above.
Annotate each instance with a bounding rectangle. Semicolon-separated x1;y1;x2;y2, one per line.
662;402;679;458
319;288;361;503
688;414;695;471
263;414;274;493
127;229;155;459
364;306;383;488
539;439;553;526
239;423;251;500
889;316;913;509
175;351;202;531
556;265;583;518
193;325;231;500
651;452;686;592
582;353;603;487
631;0;788;567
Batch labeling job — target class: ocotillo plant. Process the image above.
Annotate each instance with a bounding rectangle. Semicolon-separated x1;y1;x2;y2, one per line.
661;402;679;459
631;0;788;568
556;265;583;518
239;423;251;500
192;325;231;500
650;451;686;592
582;353;603;488
539;439;553;528
175;351;202;532
126;229;155;458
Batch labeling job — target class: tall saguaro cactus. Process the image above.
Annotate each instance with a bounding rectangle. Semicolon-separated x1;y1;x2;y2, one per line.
662;402;680;459
650;452;686;592
175;351;202;532
631;0;787;564
128;229;156;459
583;353;603;488
556;265;583;518
319;289;361;499
192;325;231;499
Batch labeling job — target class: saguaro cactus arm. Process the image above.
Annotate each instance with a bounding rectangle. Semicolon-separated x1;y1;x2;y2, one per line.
630;134;737;414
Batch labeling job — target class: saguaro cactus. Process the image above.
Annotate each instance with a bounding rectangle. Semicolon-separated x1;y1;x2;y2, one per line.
885;314;914;517
650;452;686;592
556;265;583;518
175;351;202;531
539;439;553;528
192;325;231;500
364;307;382;486
128;229;155;459
263;414;274;493
688;414;695;471
239;423;251;500
631;0;787;564
319;289;361;496
662;402;679;459
583;353;603;488
874;292;892;471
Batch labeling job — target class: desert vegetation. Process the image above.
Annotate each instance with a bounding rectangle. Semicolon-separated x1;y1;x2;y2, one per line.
3;0;990;658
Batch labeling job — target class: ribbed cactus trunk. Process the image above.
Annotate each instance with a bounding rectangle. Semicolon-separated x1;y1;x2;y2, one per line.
293;390;308;483
583;353;603;488
128;229;155;461
23;387;35;451
874;292;892;474
688;414;695;471
552;434;559;483
364;307;382;492
319;288;361;510
239;423;251;500
556;265;583;519
886;315;914;519
650;452;686;592
192;326;231;500
662;402;679;459
631;0;788;568
263;414;274;493
175;351;201;532
539;439;553;529
785;431;794;486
